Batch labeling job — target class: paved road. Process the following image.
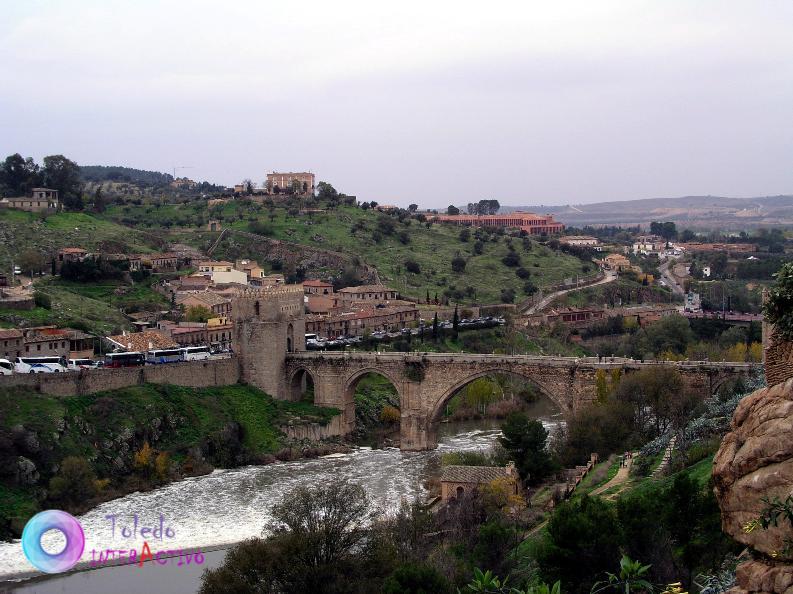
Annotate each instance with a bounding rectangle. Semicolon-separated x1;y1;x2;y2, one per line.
520;270;618;314
658;259;685;295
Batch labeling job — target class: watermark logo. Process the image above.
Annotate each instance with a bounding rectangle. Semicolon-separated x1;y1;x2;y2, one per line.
21;510;85;574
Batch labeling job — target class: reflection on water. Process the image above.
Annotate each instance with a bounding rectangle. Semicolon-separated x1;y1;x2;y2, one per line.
1;411;561;593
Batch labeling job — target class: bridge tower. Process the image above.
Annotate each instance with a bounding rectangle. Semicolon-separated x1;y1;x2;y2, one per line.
231;285;305;399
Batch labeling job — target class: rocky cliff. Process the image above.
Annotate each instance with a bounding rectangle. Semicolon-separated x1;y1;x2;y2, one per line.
713;376;793;594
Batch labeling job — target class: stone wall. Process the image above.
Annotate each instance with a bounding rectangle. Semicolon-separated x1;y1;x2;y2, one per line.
281;415;343;441
0;357;240;397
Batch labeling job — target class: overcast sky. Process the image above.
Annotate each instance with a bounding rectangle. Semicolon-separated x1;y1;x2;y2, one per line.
1;1;792;207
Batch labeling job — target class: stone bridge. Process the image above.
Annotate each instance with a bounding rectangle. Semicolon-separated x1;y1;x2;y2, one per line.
284;352;759;450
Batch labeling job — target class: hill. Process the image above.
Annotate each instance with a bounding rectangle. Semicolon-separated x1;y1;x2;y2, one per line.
102;201;592;305
79;165;174;186
500;194;793;229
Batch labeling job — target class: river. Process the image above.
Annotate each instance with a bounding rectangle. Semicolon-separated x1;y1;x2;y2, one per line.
0;403;562;594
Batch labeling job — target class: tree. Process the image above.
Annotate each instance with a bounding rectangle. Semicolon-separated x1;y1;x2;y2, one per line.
764;263;793;338
185;305;212;322
473;241;484;255
499;412;555;484
92;187;106;213
242;178;254;194
432;313;439;341
48;456;97;508
452;254;467;273
290;179;302;195
0;153;40;196
500;288;516;303
18;249;46;277
452;305;460;336
42;154;82;210
405;259;421;274
408;204;418;213
317;181;338;201
447;205;460;215
459;228;471;242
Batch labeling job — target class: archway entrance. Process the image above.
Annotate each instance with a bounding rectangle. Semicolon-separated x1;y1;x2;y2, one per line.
289;368;315;403
287;323;294;353
345;371;401;447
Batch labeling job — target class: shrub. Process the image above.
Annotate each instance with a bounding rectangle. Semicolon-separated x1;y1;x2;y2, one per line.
379;405;401;424
502;251;521;267
404;259;421;274
451;255;466;273
398;230;411;245
33;291;51;309
383;563;452;594
48;457;97;507
500;288;516;303
473;241;484;255
516;267;531;279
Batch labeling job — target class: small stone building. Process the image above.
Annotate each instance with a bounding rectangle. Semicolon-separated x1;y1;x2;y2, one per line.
440;463;519;501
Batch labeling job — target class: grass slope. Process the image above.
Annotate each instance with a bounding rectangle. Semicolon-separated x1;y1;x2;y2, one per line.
105;203;588;305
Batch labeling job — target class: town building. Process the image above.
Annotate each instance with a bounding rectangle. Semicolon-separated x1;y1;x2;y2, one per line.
303;279;334;295
198;261;234;274
266;172;315;195
560;236;599;247
22;327;70;358
0;329;23;360
305;304;419;339
525;307;606;329
337;284;399;306
681;242;757;253
170;177;197;190
66;329;95;359
600;253;632;272
432;212;564;235
158;320;233;351
0;188;59;212
105;330;177;352
440;463;518;502
57;247;88;266
176;292;232;317
139;253;180;272
632;235;665;255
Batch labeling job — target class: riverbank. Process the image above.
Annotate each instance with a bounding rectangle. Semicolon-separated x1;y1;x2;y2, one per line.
0;421;523;590
0;383;341;540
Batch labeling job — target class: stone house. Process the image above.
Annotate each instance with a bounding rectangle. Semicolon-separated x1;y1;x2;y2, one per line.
266;172;315;195
337;284;399;306
0;329;23;360
303;279;334;295
305;304;419;339
440;463;519;501
105;330;177;352
176;292;232;317
0;188;59;212
22;327;70;358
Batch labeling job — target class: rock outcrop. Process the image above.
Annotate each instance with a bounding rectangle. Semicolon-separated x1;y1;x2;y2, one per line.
713;377;793;594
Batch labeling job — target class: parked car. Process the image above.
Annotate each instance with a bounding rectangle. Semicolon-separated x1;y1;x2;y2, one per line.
67;358;98;371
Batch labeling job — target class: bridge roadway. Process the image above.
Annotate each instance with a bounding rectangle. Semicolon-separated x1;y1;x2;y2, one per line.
286;350;757;372
284;351;759;450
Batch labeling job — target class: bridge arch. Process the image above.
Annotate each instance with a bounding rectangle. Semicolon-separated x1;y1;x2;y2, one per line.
427;367;566;425
288;366;316;402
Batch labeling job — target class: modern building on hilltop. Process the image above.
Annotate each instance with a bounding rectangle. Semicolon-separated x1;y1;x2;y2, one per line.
433;212;564;235
266;172;315;195
0;188;59;212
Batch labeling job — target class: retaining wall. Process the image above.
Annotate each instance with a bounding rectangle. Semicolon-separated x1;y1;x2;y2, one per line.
0;357;240;397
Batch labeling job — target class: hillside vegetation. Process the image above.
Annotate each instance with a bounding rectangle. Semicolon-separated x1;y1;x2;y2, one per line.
104;201;589;305
0;383;339;538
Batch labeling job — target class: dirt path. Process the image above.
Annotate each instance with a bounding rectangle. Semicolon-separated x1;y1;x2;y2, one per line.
591;455;634;497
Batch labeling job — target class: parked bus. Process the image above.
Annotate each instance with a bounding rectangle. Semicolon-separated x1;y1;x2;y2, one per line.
180;345;211;361
146;348;182;365
14;356;67;373
104;352;145;368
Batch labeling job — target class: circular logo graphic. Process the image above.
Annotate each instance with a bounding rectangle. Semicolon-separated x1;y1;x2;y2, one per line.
21;510;85;574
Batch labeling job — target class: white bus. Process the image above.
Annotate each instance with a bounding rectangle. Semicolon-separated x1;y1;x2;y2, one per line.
0;359;13;375
67;358;98;371
146;348;182;365
180;345;211;361
14;356;67;373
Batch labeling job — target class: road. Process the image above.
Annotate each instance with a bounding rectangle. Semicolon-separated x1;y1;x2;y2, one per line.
658;259;685;296
520;270;618;315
